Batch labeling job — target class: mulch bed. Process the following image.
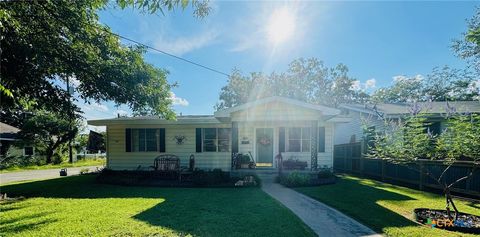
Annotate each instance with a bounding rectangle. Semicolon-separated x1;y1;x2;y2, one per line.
414;208;480;234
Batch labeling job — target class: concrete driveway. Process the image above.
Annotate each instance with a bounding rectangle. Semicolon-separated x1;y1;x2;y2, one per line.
0;166;103;184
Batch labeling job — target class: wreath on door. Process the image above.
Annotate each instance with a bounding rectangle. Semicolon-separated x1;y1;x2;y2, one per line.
257;134;271;146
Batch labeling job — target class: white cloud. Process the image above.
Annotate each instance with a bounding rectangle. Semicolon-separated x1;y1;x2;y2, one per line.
393;75;408;82
467;79;480;94
393;74;423;83
365;78;376;89
169;92;189;106
113;109;128;117
350;79;376;91
83;102;109;112
350;80;361;91
152;30;218;56
91;103;109;112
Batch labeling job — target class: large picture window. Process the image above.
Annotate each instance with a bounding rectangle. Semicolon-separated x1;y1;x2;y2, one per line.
130;128;163;152
287;127;311;152
203;128;231;152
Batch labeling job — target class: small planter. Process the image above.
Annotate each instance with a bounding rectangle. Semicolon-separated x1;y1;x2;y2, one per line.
414;208;480;234
59;168;67;176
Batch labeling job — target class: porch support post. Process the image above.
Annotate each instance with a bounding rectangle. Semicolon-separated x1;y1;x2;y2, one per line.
231;122;239;170
310;120;318;171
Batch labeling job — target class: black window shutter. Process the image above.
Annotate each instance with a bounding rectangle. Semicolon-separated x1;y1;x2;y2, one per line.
125;128;131;152
195;128;202;152
279;127;285;152
318;127;325;152
232;123;239;153
159;128;166;152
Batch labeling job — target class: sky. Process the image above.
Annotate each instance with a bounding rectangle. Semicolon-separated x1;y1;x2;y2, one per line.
80;1;478;129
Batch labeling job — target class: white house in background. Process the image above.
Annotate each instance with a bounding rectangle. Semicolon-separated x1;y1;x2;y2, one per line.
0;122;35;158
88;96;350;171
334;101;480;146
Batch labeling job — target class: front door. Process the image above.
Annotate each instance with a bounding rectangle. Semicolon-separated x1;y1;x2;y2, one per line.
256;128;273;167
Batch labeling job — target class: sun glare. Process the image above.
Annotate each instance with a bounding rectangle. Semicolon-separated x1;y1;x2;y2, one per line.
266;7;296;45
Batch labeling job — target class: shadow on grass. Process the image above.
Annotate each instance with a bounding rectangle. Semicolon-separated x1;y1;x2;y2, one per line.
295;176;419;233
0;175;316;237
0;175;189;199
0;209;56;234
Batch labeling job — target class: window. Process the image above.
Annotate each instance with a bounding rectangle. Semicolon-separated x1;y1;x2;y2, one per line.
24;147;34;156
287;127;311;152
130;128;163;152
203;128;231;152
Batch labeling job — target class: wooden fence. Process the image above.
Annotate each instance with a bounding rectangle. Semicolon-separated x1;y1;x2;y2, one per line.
333;142;480;198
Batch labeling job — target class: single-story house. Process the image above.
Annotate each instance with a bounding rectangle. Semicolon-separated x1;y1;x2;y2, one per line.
0;122;35;157
88;97;350;171
334;101;480;146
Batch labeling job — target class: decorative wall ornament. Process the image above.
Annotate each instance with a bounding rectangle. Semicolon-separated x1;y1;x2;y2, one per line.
173;135;187;145
257;135;271;146
241;136;250;144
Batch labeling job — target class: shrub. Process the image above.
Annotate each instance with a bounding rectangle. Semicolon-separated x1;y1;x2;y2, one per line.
278;171;310;187
317;170;335;179
277;170;336;187
191;169;230;186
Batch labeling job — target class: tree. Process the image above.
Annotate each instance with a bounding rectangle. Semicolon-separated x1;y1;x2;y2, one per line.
369;107;479;219
216;58;367;110
371;67;479;103
453;7;480;74
0;0;210;126
17;111;80;164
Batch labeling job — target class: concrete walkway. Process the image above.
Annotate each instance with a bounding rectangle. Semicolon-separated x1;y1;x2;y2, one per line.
261;176;382;237
0;166;102;184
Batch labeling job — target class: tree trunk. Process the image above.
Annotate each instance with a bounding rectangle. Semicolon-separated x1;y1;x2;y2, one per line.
45;149;53;164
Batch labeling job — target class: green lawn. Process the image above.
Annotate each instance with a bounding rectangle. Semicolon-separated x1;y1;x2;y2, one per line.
0;175;315;237
0;159;105;173
295;175;480;237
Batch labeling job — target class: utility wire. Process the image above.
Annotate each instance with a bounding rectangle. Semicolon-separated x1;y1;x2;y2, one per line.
108;31;231;78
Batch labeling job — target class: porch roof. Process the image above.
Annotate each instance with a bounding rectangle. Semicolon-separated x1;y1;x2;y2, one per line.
214;96;340;118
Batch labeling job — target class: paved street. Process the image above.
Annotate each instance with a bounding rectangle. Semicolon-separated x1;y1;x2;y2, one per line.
0;166;103;184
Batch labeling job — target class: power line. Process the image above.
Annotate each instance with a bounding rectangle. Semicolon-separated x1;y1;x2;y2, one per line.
37;3;231;78
108;31;231;78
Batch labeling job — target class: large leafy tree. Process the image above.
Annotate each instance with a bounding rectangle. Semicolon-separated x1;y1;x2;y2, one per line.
216;58;367;110
0;0;209;126
453;7;480;74
17;111;80;164
371;67;479;103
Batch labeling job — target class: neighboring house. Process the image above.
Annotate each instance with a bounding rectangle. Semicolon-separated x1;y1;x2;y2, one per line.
334;101;480;146
88;97;350;171
0;122;34;158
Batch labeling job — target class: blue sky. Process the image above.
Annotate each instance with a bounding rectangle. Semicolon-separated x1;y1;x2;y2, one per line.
80;1;477;126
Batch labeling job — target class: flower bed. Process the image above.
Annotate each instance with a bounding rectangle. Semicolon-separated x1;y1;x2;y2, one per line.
277;170;336;187
414;208;480;234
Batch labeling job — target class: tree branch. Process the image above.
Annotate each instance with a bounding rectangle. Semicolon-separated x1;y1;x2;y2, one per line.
447;166;478;189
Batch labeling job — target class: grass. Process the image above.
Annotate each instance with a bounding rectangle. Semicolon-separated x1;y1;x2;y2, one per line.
295;175;480;237
0;175;315;237
0;159;105;173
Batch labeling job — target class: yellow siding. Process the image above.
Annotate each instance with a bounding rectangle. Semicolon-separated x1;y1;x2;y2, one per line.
107;124;231;171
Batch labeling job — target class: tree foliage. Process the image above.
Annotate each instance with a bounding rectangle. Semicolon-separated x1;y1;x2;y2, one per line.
1;0;209;125
369;107;479;218
17;111;80;164
216;58;369;110
371;67;479;103
453;7;480;74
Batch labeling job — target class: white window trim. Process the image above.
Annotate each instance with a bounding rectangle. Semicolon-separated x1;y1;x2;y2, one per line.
202;128;231;152
23;146;35;156
287;127;311;153
131;128;161;152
